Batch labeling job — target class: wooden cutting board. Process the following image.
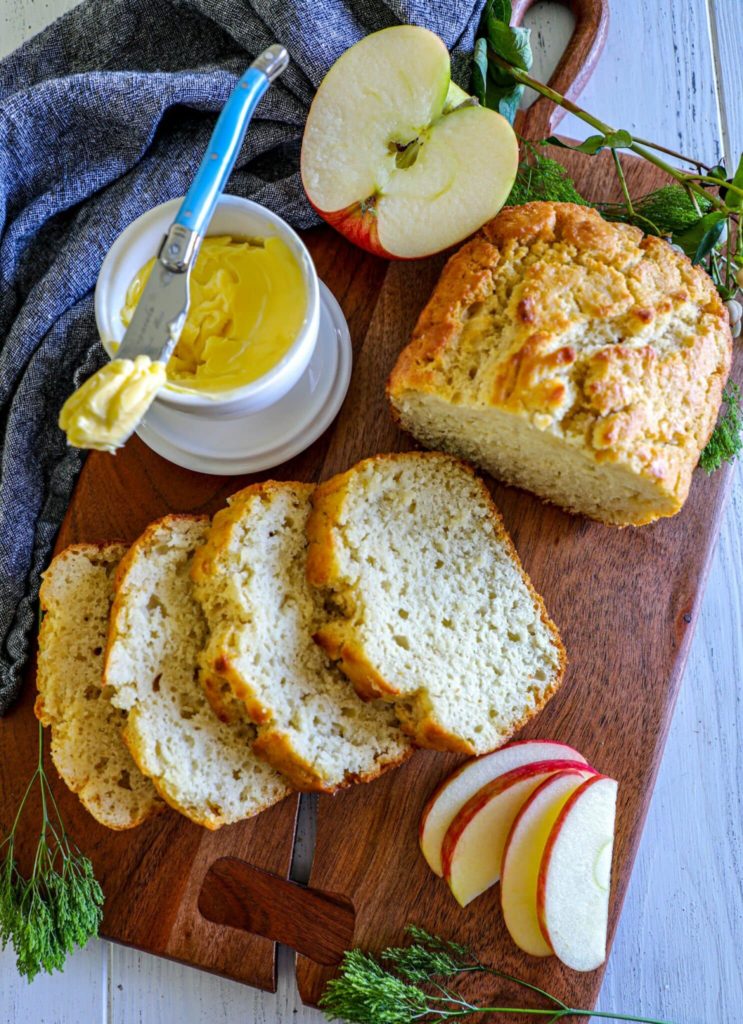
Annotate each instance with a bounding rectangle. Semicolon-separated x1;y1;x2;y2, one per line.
1;0;739;1010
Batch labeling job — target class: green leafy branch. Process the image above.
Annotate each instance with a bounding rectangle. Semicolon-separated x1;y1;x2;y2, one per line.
0;722;104;981
472;0;742;472
320;926;678;1024
474;0;743;288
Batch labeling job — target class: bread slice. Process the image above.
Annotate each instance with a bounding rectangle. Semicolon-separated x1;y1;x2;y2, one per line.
103;515;292;829
191;482;412;791
35;544;161;830
387;202;732;526
306;452;566;755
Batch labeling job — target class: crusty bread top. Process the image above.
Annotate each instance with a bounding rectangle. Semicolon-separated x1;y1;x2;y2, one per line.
104;515;292;829
36;543;162;830
388;202;732;498
191;480;411;791
307;451;566;756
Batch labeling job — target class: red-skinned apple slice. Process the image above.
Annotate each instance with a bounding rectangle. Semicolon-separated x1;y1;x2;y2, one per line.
441;759;596;907
501;769;595;956
301;25;519;259
537;775;618;972
420;740;589;877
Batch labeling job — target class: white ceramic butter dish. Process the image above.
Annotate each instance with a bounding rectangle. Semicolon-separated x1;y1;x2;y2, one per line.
94;194;351;473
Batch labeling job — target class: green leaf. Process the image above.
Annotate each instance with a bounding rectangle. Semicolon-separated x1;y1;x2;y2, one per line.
488;0;512;21
727;153;743;211
486;16;532;71
545;129;633;155
674;210;726;264
472;37;488;106
489;81;524;124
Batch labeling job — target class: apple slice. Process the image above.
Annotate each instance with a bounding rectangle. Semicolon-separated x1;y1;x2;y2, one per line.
501;769;594;957
537;775;618;972
301;25;518;259
420;740;588;876
442;760;595;907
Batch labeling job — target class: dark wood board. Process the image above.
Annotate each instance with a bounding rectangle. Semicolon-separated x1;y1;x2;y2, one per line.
296;194;742;1011
1;0;739;1010
0;230;388;993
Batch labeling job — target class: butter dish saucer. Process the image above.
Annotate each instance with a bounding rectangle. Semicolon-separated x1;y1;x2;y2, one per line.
136;283;351;475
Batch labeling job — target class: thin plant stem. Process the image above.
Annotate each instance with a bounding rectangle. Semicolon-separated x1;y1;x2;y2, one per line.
611;148;634;214
486;53;728;213
631;135;713;171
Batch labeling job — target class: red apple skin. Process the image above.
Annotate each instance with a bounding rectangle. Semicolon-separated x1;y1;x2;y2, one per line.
418;739;591;848
306;193;400;259
535;774;612;948
440;759;596;882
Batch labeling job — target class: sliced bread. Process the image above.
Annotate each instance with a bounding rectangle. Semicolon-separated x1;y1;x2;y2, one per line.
306;452;566;755
103;515;292;829
191;482;412;791
35;544;162;830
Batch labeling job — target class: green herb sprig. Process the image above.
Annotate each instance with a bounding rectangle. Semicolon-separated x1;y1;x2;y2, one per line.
320;926;677;1024
699;383;743;472
0;723;104;981
475;1;743;472
476;0;743;291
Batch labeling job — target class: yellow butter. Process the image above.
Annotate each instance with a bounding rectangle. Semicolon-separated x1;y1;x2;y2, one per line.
59;355;166;453
120;235;307;392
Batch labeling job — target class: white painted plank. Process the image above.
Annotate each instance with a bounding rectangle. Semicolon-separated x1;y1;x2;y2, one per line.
108;944;317;1024
0;0;79;57
709;0;743;161
0;939;107;1024
525;0;723;165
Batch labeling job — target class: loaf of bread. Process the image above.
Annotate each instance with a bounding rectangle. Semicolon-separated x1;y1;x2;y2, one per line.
35;544;161;830
388;202;732;526
103;515;292;829
306;452;565;755
191;481;412;791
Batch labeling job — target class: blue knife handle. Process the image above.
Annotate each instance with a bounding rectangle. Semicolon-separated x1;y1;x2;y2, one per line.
173;46;288;237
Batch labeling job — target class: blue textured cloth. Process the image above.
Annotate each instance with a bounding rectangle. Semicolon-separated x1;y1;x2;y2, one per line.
0;0;484;712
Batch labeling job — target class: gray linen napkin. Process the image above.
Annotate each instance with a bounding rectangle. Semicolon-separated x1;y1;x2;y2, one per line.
0;0;484;713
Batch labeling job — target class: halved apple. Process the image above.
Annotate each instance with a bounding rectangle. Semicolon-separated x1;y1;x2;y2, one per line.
419;740;588;877
501;769;594;957
537;775;618;972
441;760;595;907
301;25;519;259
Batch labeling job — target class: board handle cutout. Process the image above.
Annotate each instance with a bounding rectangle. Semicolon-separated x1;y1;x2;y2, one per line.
198;857;355;965
512;0;609;141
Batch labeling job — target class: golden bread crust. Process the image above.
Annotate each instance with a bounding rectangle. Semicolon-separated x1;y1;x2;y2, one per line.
192;479;409;793
388;202;733;526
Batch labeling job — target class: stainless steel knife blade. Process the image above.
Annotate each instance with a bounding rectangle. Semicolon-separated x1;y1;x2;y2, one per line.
116;257;191;364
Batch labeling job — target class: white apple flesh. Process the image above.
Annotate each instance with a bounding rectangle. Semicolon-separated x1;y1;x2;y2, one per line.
419;740;589;877
441;760;595;907
301;25;519;259
501;769;595;957
537;775;618;972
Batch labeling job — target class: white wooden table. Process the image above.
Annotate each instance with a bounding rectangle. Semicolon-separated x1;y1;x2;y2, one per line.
2;3;741;1021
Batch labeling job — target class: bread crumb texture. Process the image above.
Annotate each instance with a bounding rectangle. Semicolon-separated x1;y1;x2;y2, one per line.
306;452;566;755
388;202;733;526
36;544;162;830
103;516;291;829
191;482;411;791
